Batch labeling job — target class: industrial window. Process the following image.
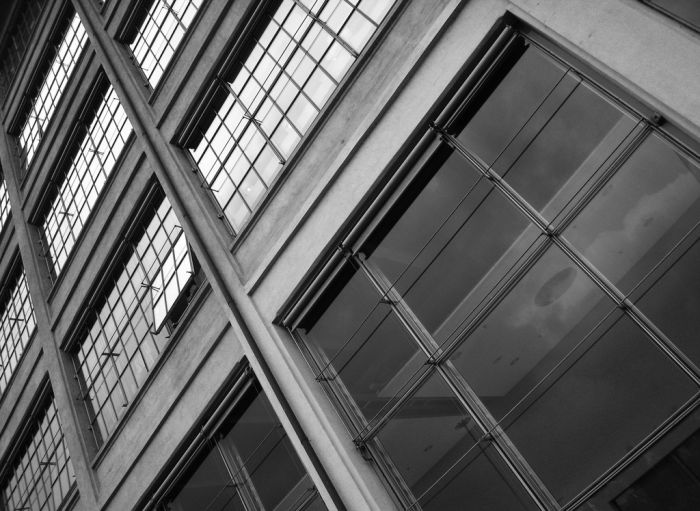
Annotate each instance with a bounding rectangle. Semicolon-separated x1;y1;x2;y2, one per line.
148;367;327;511
286;24;700;510
641;0;700;31
72;188;200;449
0;396;76;511
17;9;89;172
0;0;47;100
39;82;133;280
128;0;204;89
187;0;393;234
0;178;11;231
0;268;36;397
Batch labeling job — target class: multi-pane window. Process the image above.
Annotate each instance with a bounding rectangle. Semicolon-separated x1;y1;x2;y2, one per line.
73;191;197;448
189;0;393;234
641;0;700;31
0;0;47;100
129;0;204;89
0;178;11;231
1;397;76;511
0;269;36;396
18;10;88;172
288;27;700;510
158;375;327;511
40;84;133;279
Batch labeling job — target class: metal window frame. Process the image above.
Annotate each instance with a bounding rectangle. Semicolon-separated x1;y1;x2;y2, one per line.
639;0;700;33
280;15;700;511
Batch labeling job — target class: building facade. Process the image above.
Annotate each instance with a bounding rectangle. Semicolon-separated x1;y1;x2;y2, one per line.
0;0;699;510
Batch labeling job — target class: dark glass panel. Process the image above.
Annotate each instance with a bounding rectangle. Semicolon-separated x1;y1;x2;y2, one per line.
493;81;637;220
455;40;566;167
219;390;308;510
635;236;700;368
375;372;536;509
564;133;700;294
366;148;537;343
449;244;612;418
503;312;696;504
165;445;243;511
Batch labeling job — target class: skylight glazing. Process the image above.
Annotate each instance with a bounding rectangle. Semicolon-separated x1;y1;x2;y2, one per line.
0;179;11;231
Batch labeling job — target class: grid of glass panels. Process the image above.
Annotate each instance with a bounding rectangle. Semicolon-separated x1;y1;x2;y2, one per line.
0;0;46;99
292;33;700;510
40;85;133;279
0;179;11;231
162;379;327;511
190;0;393;234
1;398;76;511
0;270;36;396
130;0;203;89
18;11;88;172
73;194;194;448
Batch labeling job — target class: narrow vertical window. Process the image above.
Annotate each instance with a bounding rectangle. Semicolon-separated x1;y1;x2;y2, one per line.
0;178;11;231
72;190;199;448
129;0;204;89
39;83;133;279
17;10;89;172
0;269;36;396
1;397;76;511
0;0;47;100
188;0;393;234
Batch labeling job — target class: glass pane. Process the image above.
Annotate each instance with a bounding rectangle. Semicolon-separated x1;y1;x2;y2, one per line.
375;372;537;509
302;264;425;423
166;445;244;511
455;40;566;168
565;133;700;294
219;390;307;509
635;235;700;367
503;311;696;504
646;0;700;30
449;244;612;419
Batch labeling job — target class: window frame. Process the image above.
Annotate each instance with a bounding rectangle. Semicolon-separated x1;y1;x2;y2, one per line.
0;380;78;511
280;16;700;510
639;0;700;33
8;5;90;178
173;0;400;243
64;181;206;461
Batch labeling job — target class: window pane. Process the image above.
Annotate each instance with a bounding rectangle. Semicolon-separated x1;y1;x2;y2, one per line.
130;0;204;89
564;133;700;294
375;372;538;509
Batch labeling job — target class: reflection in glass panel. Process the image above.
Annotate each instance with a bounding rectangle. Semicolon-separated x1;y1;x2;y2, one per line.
130;0;204;89
302;264;426;424
565;133;700;294
503;312;695;503
635;236;700;367
163;383;327;511
190;0;392;234
376;372;537;510
1;399;75;511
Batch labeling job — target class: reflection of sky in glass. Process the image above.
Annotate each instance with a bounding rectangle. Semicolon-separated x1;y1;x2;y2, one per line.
190;0;393;234
19;12;88;171
41;86;132;278
1;400;75;511
75;194;192;446
0;271;36;396
130;0;203;89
